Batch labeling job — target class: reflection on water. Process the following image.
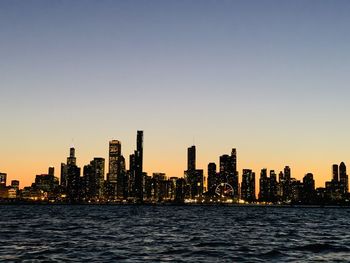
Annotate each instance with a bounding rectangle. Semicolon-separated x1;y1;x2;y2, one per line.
1;205;350;262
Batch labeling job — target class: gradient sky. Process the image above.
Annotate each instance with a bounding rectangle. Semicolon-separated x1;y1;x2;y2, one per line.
1;0;350;188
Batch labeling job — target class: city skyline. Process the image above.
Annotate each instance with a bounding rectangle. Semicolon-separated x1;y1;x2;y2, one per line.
1;130;349;195
2;1;350;188
1;129;349;205
1;131;350;189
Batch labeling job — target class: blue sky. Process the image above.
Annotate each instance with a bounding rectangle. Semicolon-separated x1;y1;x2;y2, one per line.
1;0;350;186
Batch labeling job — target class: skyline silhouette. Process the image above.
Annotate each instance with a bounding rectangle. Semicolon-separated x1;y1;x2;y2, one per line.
1;130;349;205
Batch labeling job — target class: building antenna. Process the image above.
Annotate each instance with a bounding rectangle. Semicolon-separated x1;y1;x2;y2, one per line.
193;136;195;146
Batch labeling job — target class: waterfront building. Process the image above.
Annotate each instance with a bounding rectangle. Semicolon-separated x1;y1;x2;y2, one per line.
184;145;204;199
65;147;81;202
0;173;7;188
134;131;144;201
207;162;217;195
241;169;255;202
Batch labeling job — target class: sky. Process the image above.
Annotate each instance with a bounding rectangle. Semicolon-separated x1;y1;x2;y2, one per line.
1;0;350;188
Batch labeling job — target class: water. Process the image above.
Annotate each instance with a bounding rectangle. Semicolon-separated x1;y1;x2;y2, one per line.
1;205;350;262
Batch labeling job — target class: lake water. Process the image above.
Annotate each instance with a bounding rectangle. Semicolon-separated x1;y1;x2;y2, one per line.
1;205;350;262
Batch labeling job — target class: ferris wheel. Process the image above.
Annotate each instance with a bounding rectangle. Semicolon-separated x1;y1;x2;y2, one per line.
215;183;234;197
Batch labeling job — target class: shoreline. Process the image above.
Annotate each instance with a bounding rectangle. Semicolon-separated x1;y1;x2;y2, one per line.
1;201;350;208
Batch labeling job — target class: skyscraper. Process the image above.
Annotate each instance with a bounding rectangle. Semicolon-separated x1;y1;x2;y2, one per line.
231;148;237;173
67;147;76;166
269;170;278;202
127;153;136;198
83;158;105;201
207;162;217;194
48;167;55;177
259;168;268;202
60;163;67;187
302;173;315;203
339;162;348;194
107;140;122;200
282;166;292;201
218;149;239;199
188;146;196;171
134;131;144;201
116;155;126;199
241;169;255;202
65;147;81;202
184;145;204;199
0;173;6;188
332;164;339;182
108;140;121;183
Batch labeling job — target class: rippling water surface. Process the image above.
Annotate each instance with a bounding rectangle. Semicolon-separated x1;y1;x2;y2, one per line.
1;205;350;262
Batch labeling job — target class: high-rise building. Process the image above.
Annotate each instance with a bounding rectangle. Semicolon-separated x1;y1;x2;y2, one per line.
11;180;19;190
83;158;105;201
231;148;237;173
184;145;204;199
107;140;123;200
284;166;291;180
332;164;339;182
175;178;186;203
218;149;239;199
259;168;268;202
60;163;67;187
134;131;144;201
127;153;136;198
108;140;121;183
302;173;315;203
116;155;126;199
269;170;278;202
0;173;6;187
339;162;348;194
207;162;217;194
188;146;196;171
48;167;55;177
65;147;81;202
282;166;292;201
67;147;76;166
241;169;255;202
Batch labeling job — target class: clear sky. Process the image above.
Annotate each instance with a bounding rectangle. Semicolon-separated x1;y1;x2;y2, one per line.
1;0;350;188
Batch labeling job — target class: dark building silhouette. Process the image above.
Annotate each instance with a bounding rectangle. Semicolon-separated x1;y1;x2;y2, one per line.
144;173;172;202
269;170;278;203
280;166;292;202
48;167;54;176
207;162;217;195
116;155;126;199
290;179;303;202
175;178;186;203
134;131;144;201
60;163;67;187
231;148;237;172
67;147;77;166
65;147;81;202
333;164;339;182
302;173;315;203
83;158;105;201
259;168;269;202
184;145;204;199
218;149;239;199
188;146;196;171
11;180;19;190
241;169;255;202
339;162;348;195
127;153;136;198
34;167;58;193
0;173;6;187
